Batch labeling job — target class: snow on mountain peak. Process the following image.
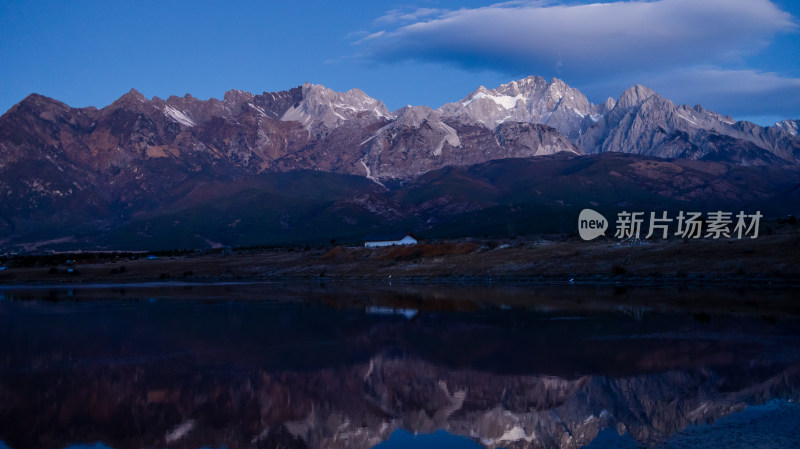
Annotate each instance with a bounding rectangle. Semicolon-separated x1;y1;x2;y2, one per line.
496;75;545;96
438;76;597;139
776;119;799;136
281;83;394;128
364;105;461;158
163;105;196;127
463;92;525;109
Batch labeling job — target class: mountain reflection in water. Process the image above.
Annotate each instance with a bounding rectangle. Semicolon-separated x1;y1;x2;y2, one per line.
0;282;798;449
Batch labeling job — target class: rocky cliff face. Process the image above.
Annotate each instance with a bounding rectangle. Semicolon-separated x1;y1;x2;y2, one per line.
578;85;800;165
356;105;578;180
281;83;394;131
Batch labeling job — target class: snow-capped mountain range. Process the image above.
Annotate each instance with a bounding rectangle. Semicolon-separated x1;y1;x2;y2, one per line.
4;75;793;185
146;75;797;173
1;75;799;249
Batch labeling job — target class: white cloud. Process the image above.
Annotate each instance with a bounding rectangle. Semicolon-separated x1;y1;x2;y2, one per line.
356;30;386;44
375;7;447;24
652;68;800;97
359;0;798;80
645;68;800;118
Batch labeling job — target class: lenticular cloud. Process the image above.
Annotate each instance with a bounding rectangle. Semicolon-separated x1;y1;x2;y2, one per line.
359;0;797;79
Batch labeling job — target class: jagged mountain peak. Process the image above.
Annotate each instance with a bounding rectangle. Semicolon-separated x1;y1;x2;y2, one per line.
0;93;78;128
495;75;547;94
118;88;147;102
579;84;800;164
249;86;304;119
300;82;367;102
163;93;198;106
439;76;597;140
305;83;390;113
479;76;577;101
18;92;67;106
392;105;440;128
776;119;799;136
281;82;394;128
369;104;459;149
468;75;549;100
602;97;617;114
616;84;659;109
223;89;254;103
8;93;71;115
219;89;256;113
105;88;153;112
545;76;570;92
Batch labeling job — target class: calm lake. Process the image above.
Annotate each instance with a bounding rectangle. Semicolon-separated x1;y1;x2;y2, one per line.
0;282;798;449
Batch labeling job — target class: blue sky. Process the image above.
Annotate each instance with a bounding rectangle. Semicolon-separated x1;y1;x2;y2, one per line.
1;0;798;125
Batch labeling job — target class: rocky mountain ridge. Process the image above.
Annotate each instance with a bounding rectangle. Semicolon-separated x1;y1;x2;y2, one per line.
1;76;799;250
578;84;800;164
2;76;797;188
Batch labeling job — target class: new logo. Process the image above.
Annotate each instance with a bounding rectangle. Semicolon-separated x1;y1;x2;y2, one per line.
578;209;608;241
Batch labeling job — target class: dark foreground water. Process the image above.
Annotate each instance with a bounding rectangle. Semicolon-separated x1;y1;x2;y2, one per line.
0;282;799;449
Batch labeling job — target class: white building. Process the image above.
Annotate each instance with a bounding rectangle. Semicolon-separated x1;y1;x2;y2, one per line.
364;233;418;248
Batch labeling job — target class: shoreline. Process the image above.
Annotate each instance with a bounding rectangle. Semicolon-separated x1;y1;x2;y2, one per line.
2;233;799;289
3;275;800;320
2;272;799;289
